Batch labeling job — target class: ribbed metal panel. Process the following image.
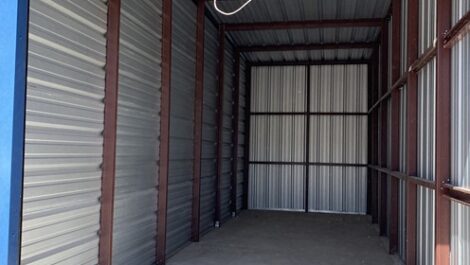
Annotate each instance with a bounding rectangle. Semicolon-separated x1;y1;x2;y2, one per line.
310;65;368;112
417;59;436;181
220;41;235;222
416;186;435;265
398;179;407;260
249;164;305;211
309;166;367;213
167;0;196;256
200;18;218;235
250;116;306;163
243;49;373;64
112;1;161;264
418;0;436;54
400;0;408;74
399;86;407;172
450;2;470;264
22;1;107;264
237;58;247;211
451;202;470;265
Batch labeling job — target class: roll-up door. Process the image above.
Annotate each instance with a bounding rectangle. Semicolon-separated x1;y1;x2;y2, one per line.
167;0;197;256
200;18;218;235
111;0;162;264
22;1;108;264
220;41;235;222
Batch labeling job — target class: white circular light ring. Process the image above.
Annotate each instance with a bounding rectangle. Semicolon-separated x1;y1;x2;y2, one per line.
213;0;253;16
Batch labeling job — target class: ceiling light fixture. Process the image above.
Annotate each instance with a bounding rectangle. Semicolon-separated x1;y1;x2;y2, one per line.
213;0;253;16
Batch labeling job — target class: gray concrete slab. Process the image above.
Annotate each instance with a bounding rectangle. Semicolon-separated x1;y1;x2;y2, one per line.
167;210;402;265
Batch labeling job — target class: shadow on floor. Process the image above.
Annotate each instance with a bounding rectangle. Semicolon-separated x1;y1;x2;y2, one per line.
168;210;402;265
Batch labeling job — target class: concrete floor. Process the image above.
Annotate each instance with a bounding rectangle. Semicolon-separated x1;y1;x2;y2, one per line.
168;210;401;265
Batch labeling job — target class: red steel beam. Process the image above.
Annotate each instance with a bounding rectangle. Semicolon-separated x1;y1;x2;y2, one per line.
99;1;120;264
156;0;172;263
443;184;470;206
378;22;389;237
249;59;370;67
409;44;437;72
215;25;225;227
435;0;452;264
224;18;384;31
231;51;241;215
444;10;470;48
191;0;205;243
389;0;401;254
238;42;377;52
405;0;419;263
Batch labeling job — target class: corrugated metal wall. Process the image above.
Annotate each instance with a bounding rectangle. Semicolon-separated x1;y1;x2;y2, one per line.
398;85;407;260
249;65;368;214
450;1;470;264
112;1;161;264
237;58;247;211
249;66;307;211
220;41;235;222
166;0;196;256
416;0;436;261
200;17;218;236
22;1;108;264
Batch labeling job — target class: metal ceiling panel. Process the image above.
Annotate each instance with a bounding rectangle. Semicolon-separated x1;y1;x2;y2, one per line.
112;0;162;264
243;48;373;63
22;0;107;263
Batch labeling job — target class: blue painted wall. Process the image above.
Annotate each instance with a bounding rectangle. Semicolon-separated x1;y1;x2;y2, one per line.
0;0;29;264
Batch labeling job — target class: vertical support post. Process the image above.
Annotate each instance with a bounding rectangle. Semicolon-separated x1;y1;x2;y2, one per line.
305;65;311;213
379;22;389;237
191;0;205;242
231;51;241;215
389;0;401;254
435;0;451;264
0;1;29;264
406;0;419;263
215;25;226;227
157;0;172;263
370;49;379;224
243;64;252;210
99;1;121;264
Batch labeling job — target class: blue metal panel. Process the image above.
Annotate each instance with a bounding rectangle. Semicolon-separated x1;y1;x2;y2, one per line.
0;0;29;264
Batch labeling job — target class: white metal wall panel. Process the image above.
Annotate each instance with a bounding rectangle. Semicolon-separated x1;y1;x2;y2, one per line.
237;58;247;211
200;18;218;235
418;0;436;54
251;66;307;112
112;1;161;264
451;202;470;265
220;41;235;222
310;65;368;113
417;59;436;181
309;166;367;213
167;0;196;256
249;165;305;211
416;186;435;265
450;2;470;264
22;1;107;264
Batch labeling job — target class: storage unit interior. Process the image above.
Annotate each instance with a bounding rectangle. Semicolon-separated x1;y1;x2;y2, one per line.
6;0;470;264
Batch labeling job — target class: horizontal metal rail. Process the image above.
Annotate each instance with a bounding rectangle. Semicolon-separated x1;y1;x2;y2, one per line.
251;161;368;167
250;112;368;116
444;10;470;48
248;59;370;67
239;42;377;52
409;43;437;72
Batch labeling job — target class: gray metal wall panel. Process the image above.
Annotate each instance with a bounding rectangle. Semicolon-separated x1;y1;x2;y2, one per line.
418;0;436;54
450;2;470;264
220;41;235;221
249;165;305;211
417;59;436;181
22;1;107;264
308;166;367;213
167;0;196;256
237;58;247;211
200;18;218;235
416;186;435;265
398;86;407;261
400;86;407;173
112;1;161;264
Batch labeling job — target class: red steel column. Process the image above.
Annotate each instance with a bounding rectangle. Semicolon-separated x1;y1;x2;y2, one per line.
242;64;251;210
156;0;172;263
435;0;452;264
191;0;205;242
370;49;379;224
379;22;389;237
406;0;419;263
99;1;121;264
389;0;401;254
